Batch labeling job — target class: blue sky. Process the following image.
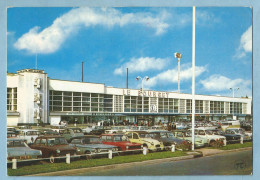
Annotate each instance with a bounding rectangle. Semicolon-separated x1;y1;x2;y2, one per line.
7;7;252;97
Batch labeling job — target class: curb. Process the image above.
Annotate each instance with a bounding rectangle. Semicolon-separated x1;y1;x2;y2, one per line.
27;147;252;176
29;155;195;176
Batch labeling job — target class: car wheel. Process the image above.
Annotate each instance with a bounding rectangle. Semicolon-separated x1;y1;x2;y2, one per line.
209;140;217;147
85;151;92;160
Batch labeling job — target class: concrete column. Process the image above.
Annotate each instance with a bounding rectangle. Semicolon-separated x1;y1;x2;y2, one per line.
66;153;70;164
12;159;17;169
108;150;113;159
171;144;176;152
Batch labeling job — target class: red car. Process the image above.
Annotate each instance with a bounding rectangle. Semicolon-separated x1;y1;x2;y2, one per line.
100;134;142;151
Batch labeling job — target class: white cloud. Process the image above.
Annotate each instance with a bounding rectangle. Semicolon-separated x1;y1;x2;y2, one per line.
200;74;251;93
114;57;170;75
144;63;207;88
234;26;252;59
14;7;170;54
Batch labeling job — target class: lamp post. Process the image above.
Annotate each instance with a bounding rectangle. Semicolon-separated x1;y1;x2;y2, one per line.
230;88;239;119
136;76;149;113
174;52;182;93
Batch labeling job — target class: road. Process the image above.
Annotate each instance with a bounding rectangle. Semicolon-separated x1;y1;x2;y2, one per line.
75;149;252;176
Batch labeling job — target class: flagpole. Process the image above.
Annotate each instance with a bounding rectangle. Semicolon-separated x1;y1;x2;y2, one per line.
192;6;196;151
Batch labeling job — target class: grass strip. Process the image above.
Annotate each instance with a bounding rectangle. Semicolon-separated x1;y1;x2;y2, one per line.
206;142;252;150
8;151;187;176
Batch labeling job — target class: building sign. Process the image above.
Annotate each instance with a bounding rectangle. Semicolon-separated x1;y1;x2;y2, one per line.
92;113;114;116
123;89;169;98
150;105;157;112
66;112;91;116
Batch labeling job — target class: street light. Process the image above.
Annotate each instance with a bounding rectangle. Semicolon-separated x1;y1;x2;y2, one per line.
174;52;182;93
230;87;239;98
136;76;149;113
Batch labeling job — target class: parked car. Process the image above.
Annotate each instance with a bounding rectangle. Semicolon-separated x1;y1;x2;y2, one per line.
18;125;32;129
129;126;149;131
241;122;252;131
37;128;60;136
148;130;192;150
7;127;19;135
105;126;129;134
211;129;241;144
125;131;164;151
89;126;106;135
60;128;84;141
30;136;80;158
100;134;142;152
69;135;118;155
173;130;208;148
7;131;18;138
82;125;94;135
7;138;42;160
17;129;41;144
226;128;252;141
50;125;66;133
187;128;227;147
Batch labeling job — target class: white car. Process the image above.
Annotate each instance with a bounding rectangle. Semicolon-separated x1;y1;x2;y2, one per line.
188;127;226;147
226;128;252;141
17;129;41;144
105;126;130;134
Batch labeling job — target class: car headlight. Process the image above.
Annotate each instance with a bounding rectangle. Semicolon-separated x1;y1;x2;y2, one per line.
56;149;60;154
77;148;81;152
126;146;129;150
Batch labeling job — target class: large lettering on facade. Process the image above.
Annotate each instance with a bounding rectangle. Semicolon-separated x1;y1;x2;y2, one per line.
123;89;169;98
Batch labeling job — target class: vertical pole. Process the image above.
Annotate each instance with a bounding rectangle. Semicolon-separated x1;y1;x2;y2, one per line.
178;58;180;93
192;6;196;151
82;62;84;82
35;53;37;70
66;153;70;164
127;68;129;89
12;159;17;169
142;79;144;113
108;150;113;159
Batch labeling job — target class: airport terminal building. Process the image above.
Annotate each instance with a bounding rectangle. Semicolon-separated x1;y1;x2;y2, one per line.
7;69;252;126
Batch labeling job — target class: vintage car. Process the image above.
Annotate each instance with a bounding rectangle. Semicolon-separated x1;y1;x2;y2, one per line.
225;128;252;141
187;128;227;147
30;136;80;158
89;126;106;135
129;126;149;131
7;127;19;135
37;128;60;136
82;125;94;135
100;134;142;151
125;131;164;151
60;128;84;141
50;125;66;133
17;129;41;144
148;130;192;150
69;136;118;155
210;129;241;144
7;138;42;160
105;126;130;134
7;131;18;138
174;130;208;148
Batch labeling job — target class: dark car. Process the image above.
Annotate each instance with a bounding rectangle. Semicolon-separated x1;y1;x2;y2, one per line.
210;129;241;144
100;134;142;152
60;128;84;141
90;126;106;135
29;136;80;158
7;127;19;136
148;130;192;150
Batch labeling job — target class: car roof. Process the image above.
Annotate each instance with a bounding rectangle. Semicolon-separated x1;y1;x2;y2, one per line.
7;138;24;141
37;135;63;138
70;135;99;139
18;129;39;132
101;134;124;136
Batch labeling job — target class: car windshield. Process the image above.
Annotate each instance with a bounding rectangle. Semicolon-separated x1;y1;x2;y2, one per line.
72;129;82;133
139;133;151;138
26;131;40;135
83;137;102;144
7;140;26;147
205;130;213;135
166;132;175;138
48;138;68;146
114;135;129;142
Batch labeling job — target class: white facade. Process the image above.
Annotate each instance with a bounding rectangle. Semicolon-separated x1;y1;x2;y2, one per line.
7;69;252;126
